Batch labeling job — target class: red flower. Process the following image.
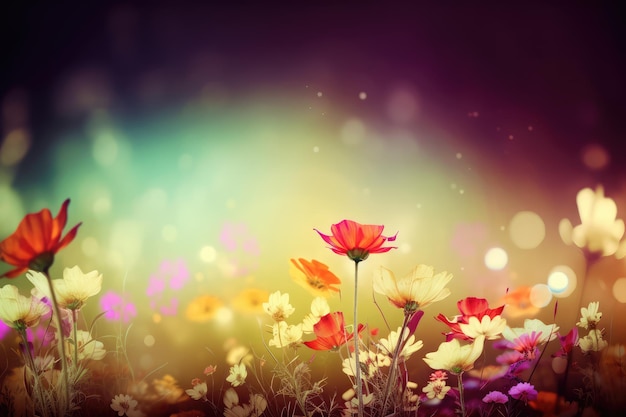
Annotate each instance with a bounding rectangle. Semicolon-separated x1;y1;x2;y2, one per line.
303;311;364;351
315;219;397;262
436;297;505;341
553;327;578;358
0;199;81;278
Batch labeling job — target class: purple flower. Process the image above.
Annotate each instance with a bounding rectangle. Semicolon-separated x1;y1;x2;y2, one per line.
482;390;508;404
508;382;537;403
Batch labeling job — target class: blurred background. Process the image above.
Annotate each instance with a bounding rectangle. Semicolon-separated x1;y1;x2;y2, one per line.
1;2;625;394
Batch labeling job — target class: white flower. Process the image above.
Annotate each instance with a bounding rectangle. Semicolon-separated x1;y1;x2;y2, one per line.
0;284;50;330
577;301;602;329
262;291;295;322
226;363;247;387
269;321;303;348
342;350;380;379
186;382;208;401
378;327;424;361
110;394;141;417
502;319;559;345
422;379;451;400
579;329;608;353
459;315;507;340
223;388;239;408
302;297;330;333
559;186;625;257
423;336;485;375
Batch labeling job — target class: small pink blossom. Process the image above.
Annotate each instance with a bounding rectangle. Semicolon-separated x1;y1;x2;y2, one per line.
508;382;537;403
483;390;508;404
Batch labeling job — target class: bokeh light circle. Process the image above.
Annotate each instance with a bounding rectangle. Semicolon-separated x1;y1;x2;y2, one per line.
530;284;552;308
547;265;577;298
484;247;508;270
215;307;234;325
613;278;626;303
552;356;568;374
144;334;155;347
509;211;546;249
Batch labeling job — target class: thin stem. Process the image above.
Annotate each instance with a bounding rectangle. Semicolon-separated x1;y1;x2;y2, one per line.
353;261;364;417
18;328;50;417
72;309;79;370
43;270;71;410
379;312;411;415
457;371;466;417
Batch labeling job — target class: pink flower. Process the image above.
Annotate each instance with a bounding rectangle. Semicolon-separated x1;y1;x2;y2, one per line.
553;327;578;358
483;390;508;404
508;382;537;403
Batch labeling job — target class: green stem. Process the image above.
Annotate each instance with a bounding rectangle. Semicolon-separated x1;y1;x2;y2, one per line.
457;371;466;417
353;261;364;417
18;328;50;417
379;312;411;415
72;309;79;370
43;270;71;411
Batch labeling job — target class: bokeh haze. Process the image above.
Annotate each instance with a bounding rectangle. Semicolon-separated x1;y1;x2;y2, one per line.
1;2;625;391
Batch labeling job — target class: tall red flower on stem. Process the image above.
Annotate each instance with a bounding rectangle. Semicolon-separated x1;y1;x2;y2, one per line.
303;312;364;351
315;219;397;262
0;199;81;278
316;219;397;417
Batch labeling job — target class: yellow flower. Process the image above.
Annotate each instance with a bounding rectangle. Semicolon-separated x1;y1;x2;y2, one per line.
231;288;269;314
269;321;303;348
373;265;452;312
185;295;223;322
27;265;102;310
559;186;625;257
423;335;485;375
378;327;424;361
0;284;50;330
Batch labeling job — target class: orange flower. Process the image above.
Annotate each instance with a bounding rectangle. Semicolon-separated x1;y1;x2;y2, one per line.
289;258;341;297
303;311;364;351
0;199;81;278
315;220;397;262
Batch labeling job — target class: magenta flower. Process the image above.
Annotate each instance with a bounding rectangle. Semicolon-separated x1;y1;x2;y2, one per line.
508;382;537;403
482;390;508;404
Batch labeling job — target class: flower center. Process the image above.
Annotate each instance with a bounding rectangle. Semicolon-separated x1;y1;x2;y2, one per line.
28;252;54;273
347;248;369;263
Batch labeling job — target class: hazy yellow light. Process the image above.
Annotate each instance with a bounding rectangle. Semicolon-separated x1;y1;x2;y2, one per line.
530;284;552;308
613;278;626;303
484;247;508;270
92;196;111;217
547;265;577;298
341;118;366;145
215;307;234;325
81;236;100;257
0;128;31;166
199;246;217;263
509;211;545;249
162;224;177;242
144;334;156;347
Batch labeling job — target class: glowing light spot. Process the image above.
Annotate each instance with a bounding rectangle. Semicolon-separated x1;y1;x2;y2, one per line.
81;236;99;257
547;265;577;298
581;144;609;170
1;128;31;166
528;126;534;131
552;356;568;374
456;152;463;159
144;335;155;347
387;88;418;123
341;118;366;145
530;284;552;308
484;247;508;270
216;307;234;325
313;146;319;153
416;203;422;209
399;243;411;254
508;135;514;140
92;130;119;166
450;183;457;189
613;278;626;303
359;91;367;100
459;189;465;195
162;224;177;242
509;211;546;249
152;313;162;323
139;354;154;371
317;91;323;97
92;196;111;217
199;246;217;263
